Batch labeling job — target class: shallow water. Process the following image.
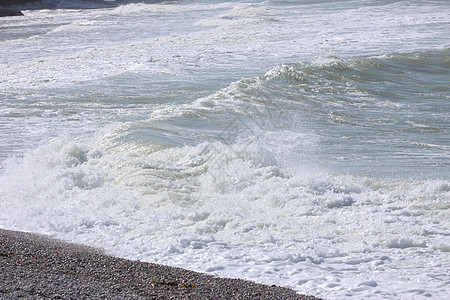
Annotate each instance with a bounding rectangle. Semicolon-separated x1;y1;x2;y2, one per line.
1;0;449;299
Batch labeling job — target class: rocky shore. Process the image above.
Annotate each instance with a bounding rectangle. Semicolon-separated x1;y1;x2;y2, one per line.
0;229;323;299
0;8;24;16
0;0;37;16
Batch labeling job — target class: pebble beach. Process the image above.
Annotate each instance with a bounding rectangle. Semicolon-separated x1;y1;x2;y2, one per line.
0;229;322;299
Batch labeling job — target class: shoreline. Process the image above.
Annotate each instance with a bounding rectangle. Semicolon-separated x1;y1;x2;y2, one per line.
0;228;323;299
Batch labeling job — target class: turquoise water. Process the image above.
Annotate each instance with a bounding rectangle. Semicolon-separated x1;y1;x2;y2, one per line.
1;1;449;298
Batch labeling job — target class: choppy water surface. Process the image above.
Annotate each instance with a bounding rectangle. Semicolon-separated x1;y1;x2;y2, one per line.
1;0;449;299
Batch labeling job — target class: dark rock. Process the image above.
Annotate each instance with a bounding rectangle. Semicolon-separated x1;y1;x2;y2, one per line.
0;8;24;17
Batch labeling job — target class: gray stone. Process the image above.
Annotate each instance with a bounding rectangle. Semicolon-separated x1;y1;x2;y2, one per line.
0;8;24;17
0;228;324;300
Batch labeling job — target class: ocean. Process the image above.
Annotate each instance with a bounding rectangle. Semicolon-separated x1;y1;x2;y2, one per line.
0;0;449;298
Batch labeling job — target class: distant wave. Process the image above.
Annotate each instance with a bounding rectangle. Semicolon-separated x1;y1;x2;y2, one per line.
4;0;168;9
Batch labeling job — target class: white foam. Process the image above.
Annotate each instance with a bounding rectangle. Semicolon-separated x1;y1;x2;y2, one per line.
1;130;449;299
